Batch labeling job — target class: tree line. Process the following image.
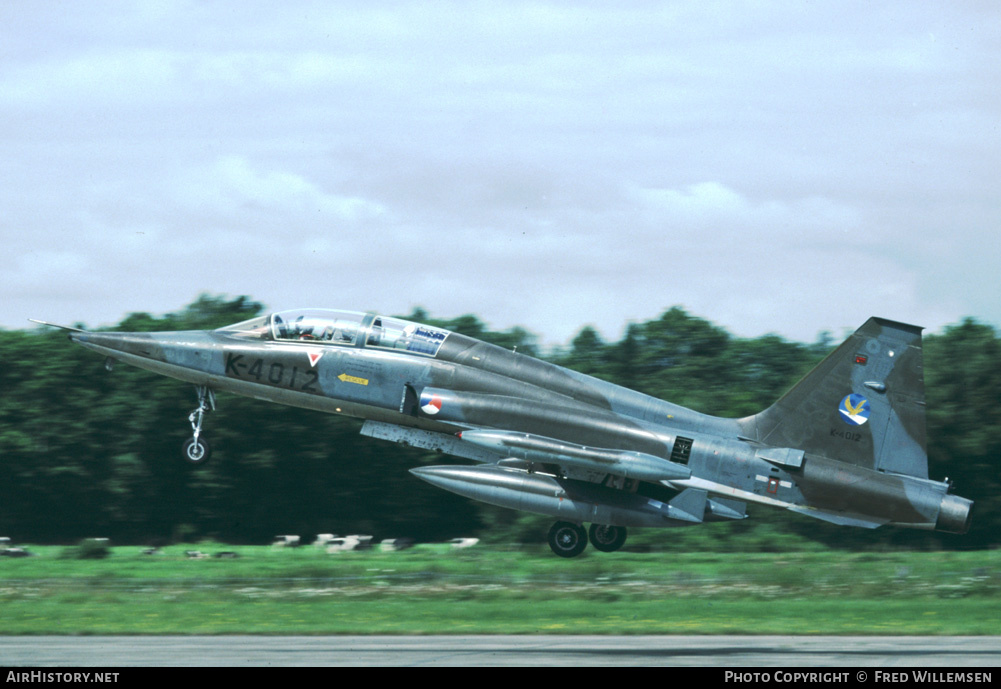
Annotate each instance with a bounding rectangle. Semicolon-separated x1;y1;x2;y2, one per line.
1;295;997;550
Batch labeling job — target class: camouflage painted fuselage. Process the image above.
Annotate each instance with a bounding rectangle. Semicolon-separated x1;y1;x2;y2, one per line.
68;310;972;535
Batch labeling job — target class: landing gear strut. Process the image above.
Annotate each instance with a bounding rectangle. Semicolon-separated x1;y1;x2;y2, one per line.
183;386;215;464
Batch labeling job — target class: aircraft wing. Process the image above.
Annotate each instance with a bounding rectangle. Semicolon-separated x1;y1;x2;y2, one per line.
29;319;87;333
359;420;504;464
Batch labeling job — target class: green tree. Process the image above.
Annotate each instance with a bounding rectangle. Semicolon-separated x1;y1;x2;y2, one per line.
561;326;608;378
5;299;999;551
925;319;1001;548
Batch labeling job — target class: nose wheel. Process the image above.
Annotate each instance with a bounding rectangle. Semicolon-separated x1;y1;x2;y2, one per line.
183;436;211;464
183;386;215;464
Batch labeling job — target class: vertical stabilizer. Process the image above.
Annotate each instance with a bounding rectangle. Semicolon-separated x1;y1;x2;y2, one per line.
739;318;927;478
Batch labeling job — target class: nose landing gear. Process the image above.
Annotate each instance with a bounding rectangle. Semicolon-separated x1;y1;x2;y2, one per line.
183;386;215;464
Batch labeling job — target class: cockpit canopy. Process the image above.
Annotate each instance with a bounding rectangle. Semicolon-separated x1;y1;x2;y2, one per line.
217;309;449;357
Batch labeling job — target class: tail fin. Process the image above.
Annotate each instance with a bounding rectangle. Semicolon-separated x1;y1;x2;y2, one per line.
740;317;927;478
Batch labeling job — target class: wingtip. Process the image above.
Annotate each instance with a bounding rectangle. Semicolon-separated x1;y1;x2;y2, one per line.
29;319;87;333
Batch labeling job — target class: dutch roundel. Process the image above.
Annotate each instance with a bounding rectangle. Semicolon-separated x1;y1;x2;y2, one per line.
420;391;443;415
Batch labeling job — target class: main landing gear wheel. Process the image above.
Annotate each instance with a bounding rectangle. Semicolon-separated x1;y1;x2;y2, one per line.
182;436;211;464
548;521;588;558
183;385;216;464
588;524;627;553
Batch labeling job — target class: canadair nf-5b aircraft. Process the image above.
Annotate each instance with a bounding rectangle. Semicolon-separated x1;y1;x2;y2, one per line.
34;309;972;557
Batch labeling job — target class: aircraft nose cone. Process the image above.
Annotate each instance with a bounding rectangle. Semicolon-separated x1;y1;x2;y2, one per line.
67;329;220;380
70;331;155;358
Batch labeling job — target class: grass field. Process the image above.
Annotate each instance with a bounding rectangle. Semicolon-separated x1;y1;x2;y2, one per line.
1;544;999;635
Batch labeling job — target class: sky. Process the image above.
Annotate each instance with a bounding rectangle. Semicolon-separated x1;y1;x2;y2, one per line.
3;1;999;347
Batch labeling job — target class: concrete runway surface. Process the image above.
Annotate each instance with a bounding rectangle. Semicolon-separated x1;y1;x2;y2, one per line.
1;636;1000;667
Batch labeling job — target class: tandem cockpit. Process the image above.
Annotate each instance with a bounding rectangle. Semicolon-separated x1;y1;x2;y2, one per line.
217;309;450;357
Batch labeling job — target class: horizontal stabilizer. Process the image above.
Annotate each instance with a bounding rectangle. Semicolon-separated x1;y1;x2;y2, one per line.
787;505;887;529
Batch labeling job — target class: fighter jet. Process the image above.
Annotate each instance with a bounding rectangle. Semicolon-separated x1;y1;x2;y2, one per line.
34;308;972;557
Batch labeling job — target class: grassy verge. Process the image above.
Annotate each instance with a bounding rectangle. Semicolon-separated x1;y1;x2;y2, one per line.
1;545;999;635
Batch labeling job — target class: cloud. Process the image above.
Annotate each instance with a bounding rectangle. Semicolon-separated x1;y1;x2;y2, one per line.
178;156;387;225
3;2;1000;344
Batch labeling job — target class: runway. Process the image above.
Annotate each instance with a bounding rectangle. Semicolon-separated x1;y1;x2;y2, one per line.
1;636;999;667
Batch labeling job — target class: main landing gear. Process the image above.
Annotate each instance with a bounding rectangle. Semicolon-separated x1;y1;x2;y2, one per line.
183;386;216;464
547;521;628;558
